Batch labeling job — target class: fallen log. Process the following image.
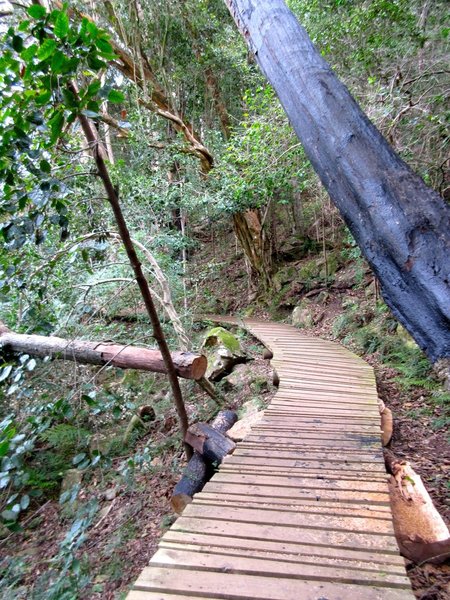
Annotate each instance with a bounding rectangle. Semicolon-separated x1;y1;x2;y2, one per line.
384;449;450;564
0;322;206;380
185;422;236;464
210;410;239;434
171;410;237;514
171;453;211;515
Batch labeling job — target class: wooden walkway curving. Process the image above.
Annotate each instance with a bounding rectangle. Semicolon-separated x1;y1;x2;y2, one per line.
128;318;414;599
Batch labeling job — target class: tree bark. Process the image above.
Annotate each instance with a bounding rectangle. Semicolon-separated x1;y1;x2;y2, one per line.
224;0;450;362
0;322;206;380
232;209;273;290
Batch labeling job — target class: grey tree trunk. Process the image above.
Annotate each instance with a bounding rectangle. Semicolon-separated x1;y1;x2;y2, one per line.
224;0;450;362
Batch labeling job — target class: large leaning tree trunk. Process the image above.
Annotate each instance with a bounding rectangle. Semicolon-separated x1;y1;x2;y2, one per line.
224;0;450;362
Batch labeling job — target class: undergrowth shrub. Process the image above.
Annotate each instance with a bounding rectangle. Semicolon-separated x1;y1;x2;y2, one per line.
40;424;91;455
332;299;450;432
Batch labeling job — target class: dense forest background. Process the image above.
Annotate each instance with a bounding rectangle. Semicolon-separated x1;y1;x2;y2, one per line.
0;1;449;598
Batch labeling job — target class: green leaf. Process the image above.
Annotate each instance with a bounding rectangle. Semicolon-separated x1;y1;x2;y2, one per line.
54;11;69;39
81;110;99;119
0;365;12;382
20;494;30;510
62;87;78;109
18;20;30;32
51;50;67;73
95;38;115;58
60;56;80;75
37;39;57;61
72;453;86;465
86;21;98;38
48;109;65;144
87;53;106;71
26;359;36;371
27;5;46;19
86;79;101;97
1;509;18;521
40;159;51;173
35;89;51;106
108;89;125;103
12;35;24;53
96;38;113;53
20;43;38;62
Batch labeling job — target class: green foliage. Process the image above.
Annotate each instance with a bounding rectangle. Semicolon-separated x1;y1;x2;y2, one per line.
288;0;449;192
216;85;307;214
0;5;126;333
0;6;118;244
40;424;91;456
332;298;449;431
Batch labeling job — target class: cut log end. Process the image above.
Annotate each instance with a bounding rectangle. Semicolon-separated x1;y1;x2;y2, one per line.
189;353;208;380
171;493;193;515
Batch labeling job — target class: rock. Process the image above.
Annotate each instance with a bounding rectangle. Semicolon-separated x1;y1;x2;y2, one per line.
292;305;314;328
202;327;241;354
202;327;248;382
220;379;234;392
365;279;377;297
273;265;297;292
90;433;114;455
226;363;252;387
316;291;330;304
335;264;358;287
396;324;417;349
315;252;339;278
60;469;83;516
104;487;117;501
240;399;262;418
227;410;265;442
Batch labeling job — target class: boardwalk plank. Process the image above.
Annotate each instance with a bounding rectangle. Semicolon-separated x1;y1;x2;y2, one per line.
160;530;405;566
150;547;410;587
171;516;398;551
183;503;395;534
134;567;413;599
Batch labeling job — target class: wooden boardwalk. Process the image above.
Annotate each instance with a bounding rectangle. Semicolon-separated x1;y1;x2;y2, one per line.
128;318;414;599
